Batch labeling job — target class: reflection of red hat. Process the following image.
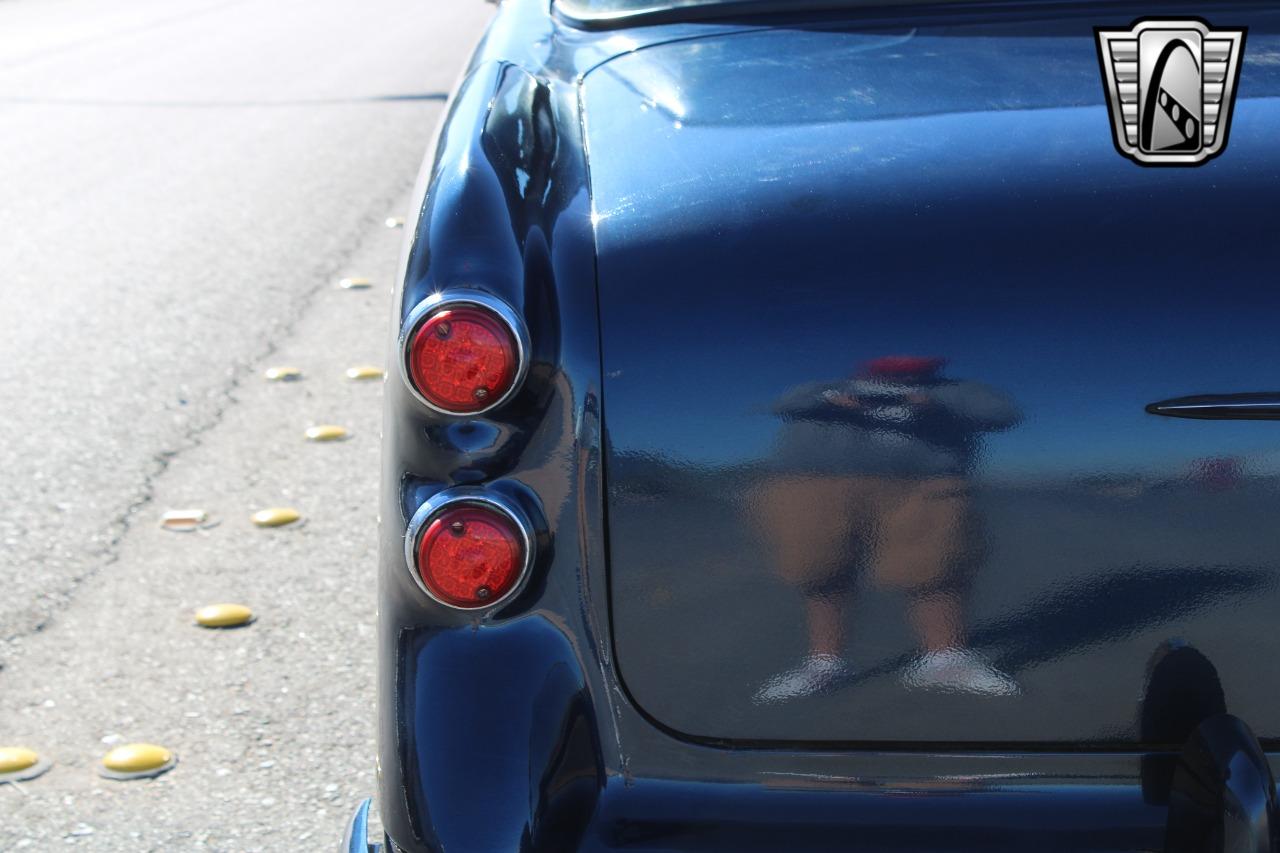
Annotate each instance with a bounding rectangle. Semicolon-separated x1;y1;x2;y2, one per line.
859;356;946;379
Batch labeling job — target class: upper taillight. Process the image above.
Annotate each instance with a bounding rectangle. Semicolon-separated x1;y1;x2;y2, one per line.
401;294;527;414
406;492;534;610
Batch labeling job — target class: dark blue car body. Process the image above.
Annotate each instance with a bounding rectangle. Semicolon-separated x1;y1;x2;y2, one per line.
370;1;1280;850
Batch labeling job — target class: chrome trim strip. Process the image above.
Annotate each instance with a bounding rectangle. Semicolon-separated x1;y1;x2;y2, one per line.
1147;393;1280;420
397;290;530;416
403;487;536;612
342;798;380;853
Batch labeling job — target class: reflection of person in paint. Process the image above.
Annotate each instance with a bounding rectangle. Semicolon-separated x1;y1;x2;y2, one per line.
753;356;1021;703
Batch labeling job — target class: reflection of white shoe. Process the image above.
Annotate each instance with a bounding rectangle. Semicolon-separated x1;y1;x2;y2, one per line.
754;654;851;704
902;649;1020;696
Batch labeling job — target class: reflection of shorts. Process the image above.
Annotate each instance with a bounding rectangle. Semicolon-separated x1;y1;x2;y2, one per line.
751;475;976;595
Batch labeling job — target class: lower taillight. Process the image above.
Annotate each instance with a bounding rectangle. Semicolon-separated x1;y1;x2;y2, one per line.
407;493;532;610
400;293;527;415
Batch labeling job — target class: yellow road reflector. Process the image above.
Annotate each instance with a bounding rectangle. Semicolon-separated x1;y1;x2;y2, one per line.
0;747;38;773
305;424;349;442
99;743;175;780
345;366;383;381
385;217;405;228
194;603;254;628
252;507;301;528
264;366;302;382
0;746;50;783
160;509;214;533
339;277;373;290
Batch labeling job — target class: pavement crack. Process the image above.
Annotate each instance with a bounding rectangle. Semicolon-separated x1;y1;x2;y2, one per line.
1;183;407;653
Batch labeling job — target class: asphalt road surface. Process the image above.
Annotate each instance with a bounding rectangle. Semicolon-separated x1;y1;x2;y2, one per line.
0;0;492;847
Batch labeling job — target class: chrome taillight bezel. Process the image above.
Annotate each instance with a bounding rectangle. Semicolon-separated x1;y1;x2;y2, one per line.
404;487;536;612
398;290;530;416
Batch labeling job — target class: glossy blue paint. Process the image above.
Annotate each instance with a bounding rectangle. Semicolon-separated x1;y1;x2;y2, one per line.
379;0;1280;850
587;6;1280;745
342;799;382;853
397;618;602;850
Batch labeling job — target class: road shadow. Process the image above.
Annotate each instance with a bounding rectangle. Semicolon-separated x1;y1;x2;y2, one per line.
845;565;1272;685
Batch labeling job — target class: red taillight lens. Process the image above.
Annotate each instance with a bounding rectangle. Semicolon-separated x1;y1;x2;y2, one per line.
407;304;520;413
416;504;526;608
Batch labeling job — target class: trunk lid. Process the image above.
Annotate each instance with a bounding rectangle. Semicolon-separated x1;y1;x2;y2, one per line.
583;8;1280;743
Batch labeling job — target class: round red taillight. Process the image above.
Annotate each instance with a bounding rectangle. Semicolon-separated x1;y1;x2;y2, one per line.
405;300;523;414
415;503;527;609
